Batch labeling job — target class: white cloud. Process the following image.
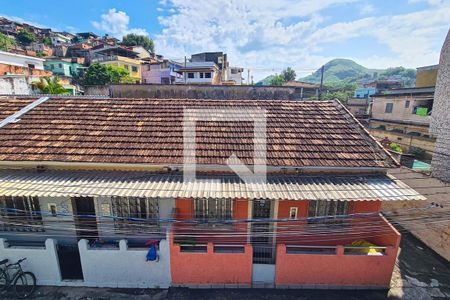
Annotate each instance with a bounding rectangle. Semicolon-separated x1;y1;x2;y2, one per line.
359;3;375;15
92;8;148;38
155;0;450;81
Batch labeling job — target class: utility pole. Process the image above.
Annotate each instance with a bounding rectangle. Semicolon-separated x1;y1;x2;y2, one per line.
184;56;187;84
247;69;250;85
319;65;325;100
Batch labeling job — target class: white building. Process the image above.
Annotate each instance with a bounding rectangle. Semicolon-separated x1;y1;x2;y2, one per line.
50;32;72;46
0;50;45;71
227;67;244;85
175;62;220;84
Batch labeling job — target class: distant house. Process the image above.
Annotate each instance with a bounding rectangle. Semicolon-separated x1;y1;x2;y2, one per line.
0;50;49;76
90;45;142;83
49;32;73;46
44;58;85;78
0;50;52;94
226;67;244;85
175;62;220;84
141;58;183;84
369;87;435;159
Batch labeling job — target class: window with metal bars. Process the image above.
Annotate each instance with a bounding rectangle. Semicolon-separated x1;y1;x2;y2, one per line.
194;199;232;220
307;200;349;224
111;197;159;233
0;196;43;232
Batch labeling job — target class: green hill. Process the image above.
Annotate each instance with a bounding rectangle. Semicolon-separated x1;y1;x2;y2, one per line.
300;58;416;87
256;59;416;87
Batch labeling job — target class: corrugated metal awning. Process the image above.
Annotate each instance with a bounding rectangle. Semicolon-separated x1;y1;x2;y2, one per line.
0;169;425;201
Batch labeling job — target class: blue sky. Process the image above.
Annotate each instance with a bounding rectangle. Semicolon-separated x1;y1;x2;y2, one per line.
2;0;449;80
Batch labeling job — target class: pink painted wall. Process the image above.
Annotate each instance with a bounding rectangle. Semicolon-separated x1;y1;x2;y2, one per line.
170;241;253;285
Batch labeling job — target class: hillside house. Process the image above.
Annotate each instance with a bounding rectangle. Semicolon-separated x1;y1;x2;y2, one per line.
369;87;436;159
0;96;423;288
175;62;220;84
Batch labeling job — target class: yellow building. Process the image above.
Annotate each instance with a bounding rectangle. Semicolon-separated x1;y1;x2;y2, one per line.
416;65;438;88
91;45;142;83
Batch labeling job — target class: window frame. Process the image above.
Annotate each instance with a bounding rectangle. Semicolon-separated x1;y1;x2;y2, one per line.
0;196;43;232
187;72;195;79
385;103;394;113
194;198;232;220
308;200;349;224
111;197;159;232
205;72;212;79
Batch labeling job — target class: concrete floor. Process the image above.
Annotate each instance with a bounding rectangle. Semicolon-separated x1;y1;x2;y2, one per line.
2;229;450;300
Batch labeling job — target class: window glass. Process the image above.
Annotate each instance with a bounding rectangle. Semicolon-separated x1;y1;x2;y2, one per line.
0;196;43;232
111;197;159;232
308;200;348;224
200;72;204;78
194;199;232;220
188;72;194;78
385;103;393;113
405;100;410;108
132;66;138;72
205;72;212;78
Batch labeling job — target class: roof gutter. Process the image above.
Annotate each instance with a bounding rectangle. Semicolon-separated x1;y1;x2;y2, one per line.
0;160;388;174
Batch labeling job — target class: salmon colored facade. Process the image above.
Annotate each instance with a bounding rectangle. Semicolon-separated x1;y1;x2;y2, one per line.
170;241;253;285
170;198;400;288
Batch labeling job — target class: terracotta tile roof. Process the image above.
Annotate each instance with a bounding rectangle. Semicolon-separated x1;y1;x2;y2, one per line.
0;97;37;121
0;97;396;168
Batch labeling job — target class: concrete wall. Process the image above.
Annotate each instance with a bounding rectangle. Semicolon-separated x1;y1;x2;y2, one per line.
84;84;319;100
170;241;253;286
0;238;62;285
430;30;450;182
78;238;171;288
0;75;43;95
371;96;432;125
275;243;399;288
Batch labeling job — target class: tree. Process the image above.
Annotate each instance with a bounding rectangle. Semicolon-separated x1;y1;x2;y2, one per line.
281;67;296;82
268;74;285;86
17;29;36;45
31;76;68;95
83;63;133;85
122;34;154;52
43;36;52;46
0;33;15;51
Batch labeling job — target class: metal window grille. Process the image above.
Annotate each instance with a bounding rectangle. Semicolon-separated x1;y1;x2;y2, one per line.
194;198;232;220
111;197;159;233
0;196;43;232
308;200;349;224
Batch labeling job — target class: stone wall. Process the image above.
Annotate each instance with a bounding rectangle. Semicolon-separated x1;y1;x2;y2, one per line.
84;84;319;100
430;30;450;182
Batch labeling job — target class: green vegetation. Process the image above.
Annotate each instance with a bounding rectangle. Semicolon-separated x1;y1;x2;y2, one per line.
390;143;403;154
17;29;36;45
0;33;15;51
268;67;297;86
300;59;416;87
83;63;134;85
43;36;52;46
281;67;296;82
31;76;68;95
122;33;154;53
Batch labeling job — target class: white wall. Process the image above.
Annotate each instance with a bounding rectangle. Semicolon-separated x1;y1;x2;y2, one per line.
0;76;31;94
0;238;62;285
78;238;171;288
0;50;45;70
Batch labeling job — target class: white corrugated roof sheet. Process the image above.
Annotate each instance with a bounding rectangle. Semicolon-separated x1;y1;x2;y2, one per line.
0;170;425;201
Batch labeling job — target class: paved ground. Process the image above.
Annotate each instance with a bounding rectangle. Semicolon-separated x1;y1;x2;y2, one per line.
2;230;449;300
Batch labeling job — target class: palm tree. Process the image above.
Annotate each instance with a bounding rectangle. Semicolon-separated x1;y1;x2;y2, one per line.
31;76;68;95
